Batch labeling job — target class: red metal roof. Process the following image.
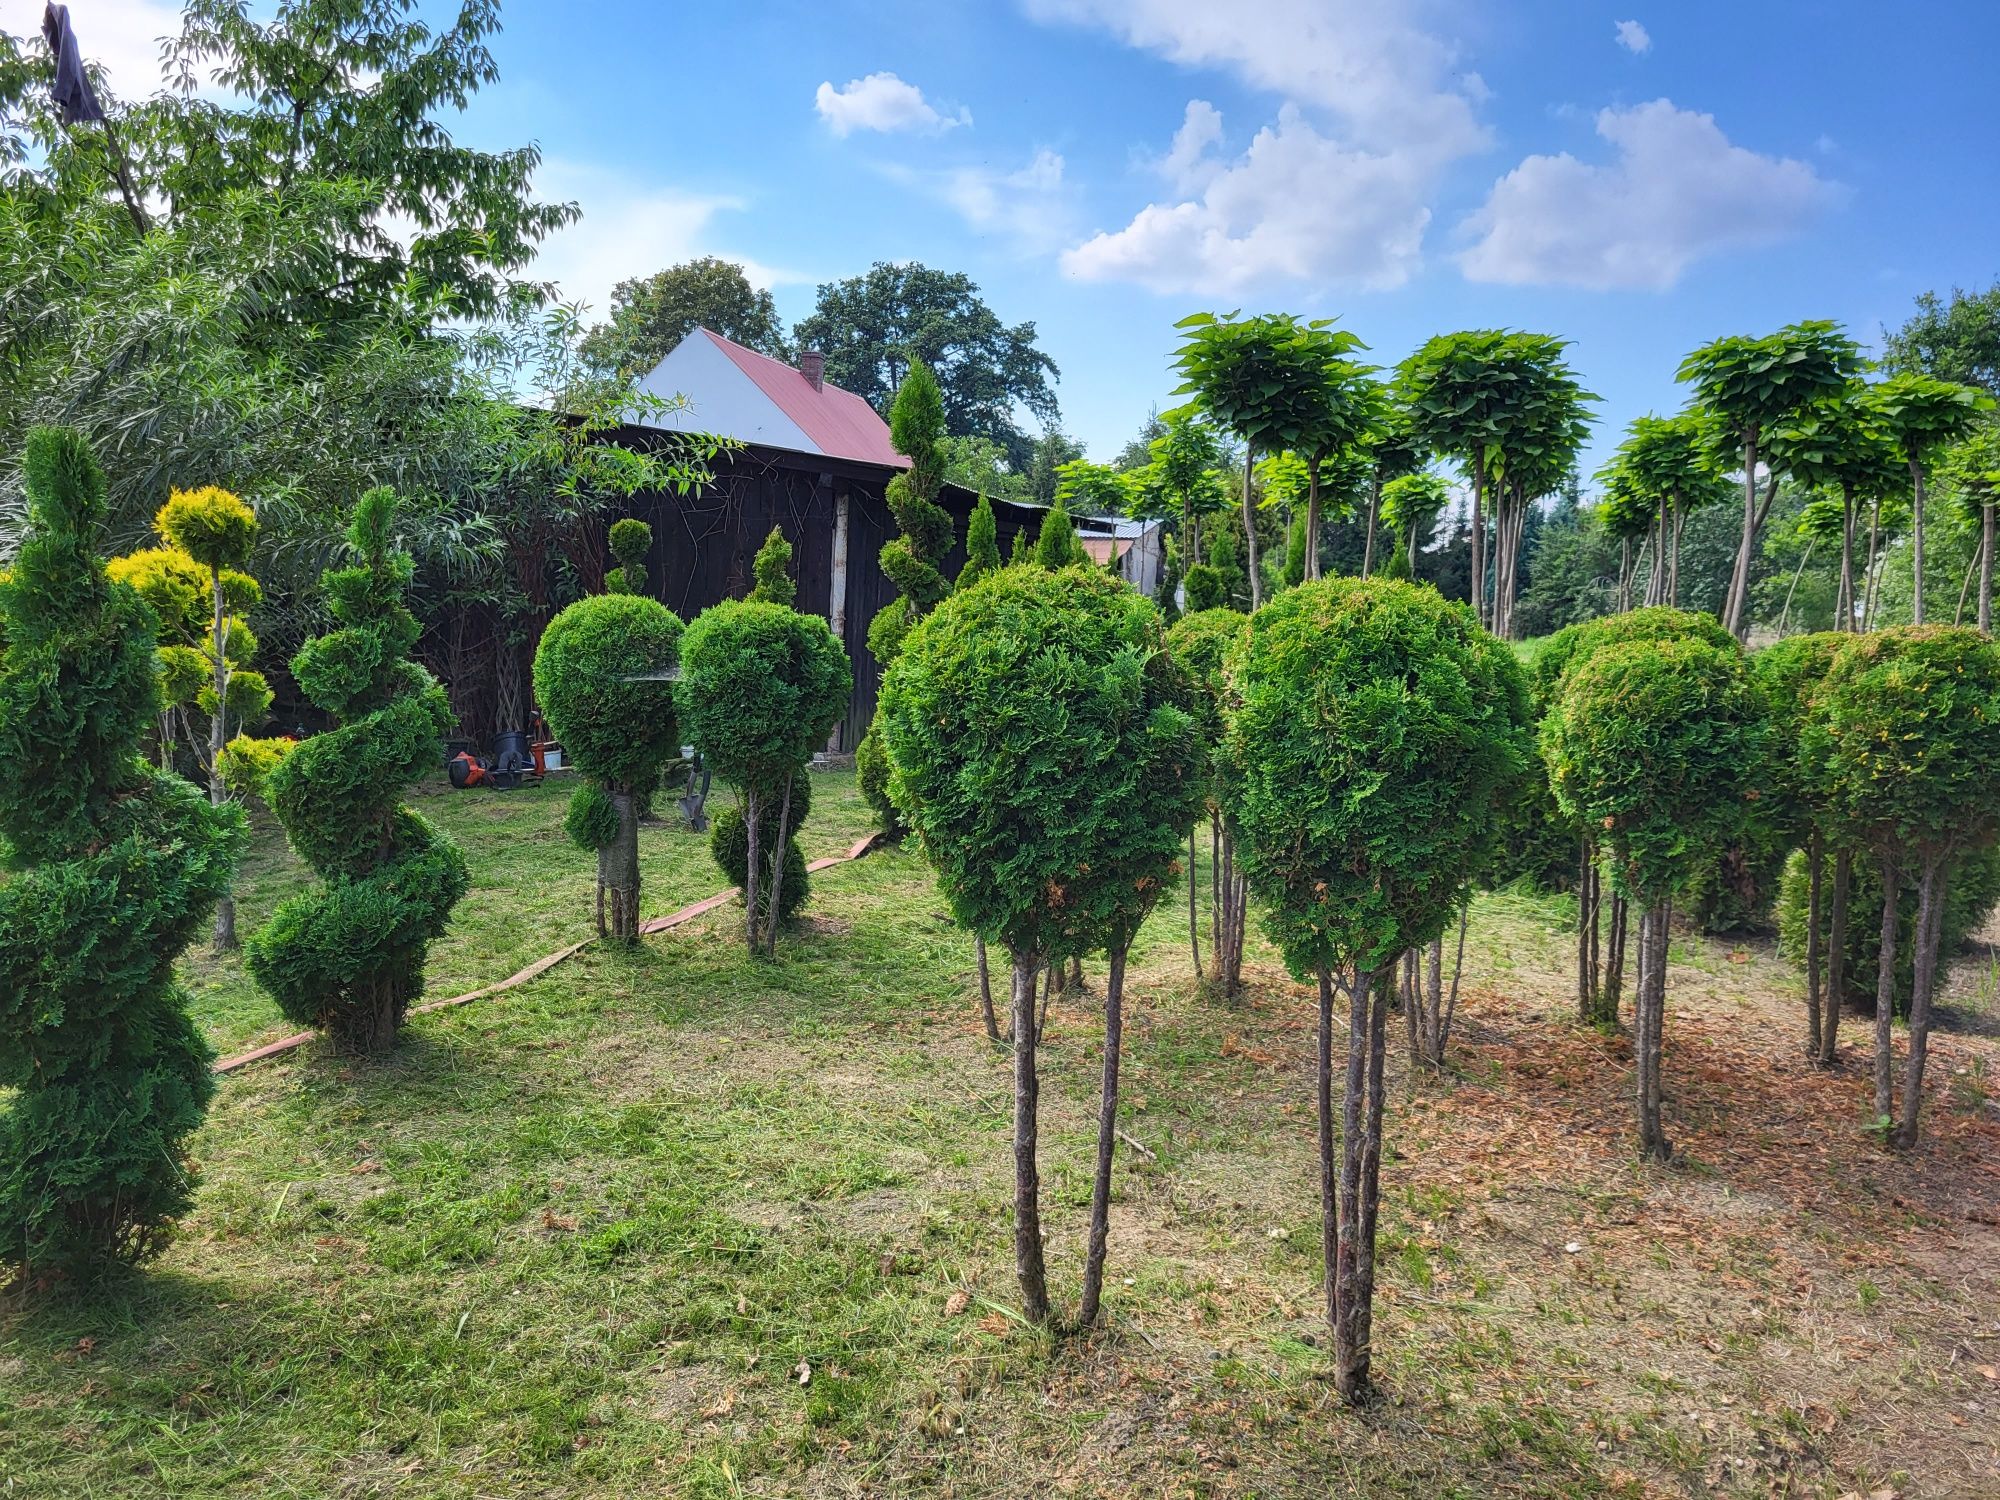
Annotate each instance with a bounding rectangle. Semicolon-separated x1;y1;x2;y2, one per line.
699;329;909;470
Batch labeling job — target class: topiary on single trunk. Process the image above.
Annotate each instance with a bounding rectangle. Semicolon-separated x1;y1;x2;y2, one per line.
678;600;851;953
1164;607;1250;997
246;488;469;1052
0;427;245;1276
1804;625;2000;1148
534;592;686;942
1227;576;1529;1401
879;565;1200;1329
1542;634;1768;1161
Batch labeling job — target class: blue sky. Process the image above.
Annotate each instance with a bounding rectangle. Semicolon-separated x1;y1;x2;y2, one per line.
39;0;2000;477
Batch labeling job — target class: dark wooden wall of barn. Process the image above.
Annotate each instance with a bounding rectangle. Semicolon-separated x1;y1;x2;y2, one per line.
621;452;1037;754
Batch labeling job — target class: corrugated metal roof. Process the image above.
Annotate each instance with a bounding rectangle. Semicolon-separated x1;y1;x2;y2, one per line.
698;329;909;470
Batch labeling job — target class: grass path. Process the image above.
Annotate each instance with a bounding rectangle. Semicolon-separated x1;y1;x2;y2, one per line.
5;771;1999;1497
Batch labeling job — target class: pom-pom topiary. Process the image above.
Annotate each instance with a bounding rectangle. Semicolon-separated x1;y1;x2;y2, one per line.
0;427;245;1277
1164;607;1250;994
1226;576;1530;1400
678;599;851;952
880;565;1200;1328
246;488;467;1052
709;778;813;926
534;591;686;941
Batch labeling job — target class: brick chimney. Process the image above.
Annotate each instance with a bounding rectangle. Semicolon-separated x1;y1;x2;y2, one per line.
800;348;825;392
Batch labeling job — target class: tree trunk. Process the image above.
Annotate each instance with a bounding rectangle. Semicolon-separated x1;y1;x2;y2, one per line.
762;773;794;956
1837;487;1857;630
1352;970;1391;1375
1724;434;1759;641
1577;839;1601;1024
1910;458;1927;625
209;565;236;952
976;938;1000;1042
1186;828;1203;979
1304;456;1323;583
1822;848;1850;1067
1894;855;1947;1149
1314;967;1340;1348
1604;892;1630;1022
1805;832;1824;1059
1010;950;1051;1324
1078;943;1129;1326
1983;503;1995;635
1361;476;1381;579
1872;853;1900;1134
1471;467;1486;629
607;787;641;943
742;784;761;952
1242;445;1262;609
1634;901;1673;1161
1208;814;1222;968
1862;496;1883;629
1334;964;1379;1402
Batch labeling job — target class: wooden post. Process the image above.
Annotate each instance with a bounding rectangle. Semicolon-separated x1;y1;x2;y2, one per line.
826;481;849;753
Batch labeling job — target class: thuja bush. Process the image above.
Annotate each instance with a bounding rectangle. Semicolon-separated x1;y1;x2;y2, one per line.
534;592;685;942
605;518;652;595
1543;634;1768;1160
678;599;851;952
246;489;468;1052
710;773;812;925
0;427;244;1275
1164;606;1250;994
1805;625;2000;1148
1226;576;1529;1400
880;565;1199;1328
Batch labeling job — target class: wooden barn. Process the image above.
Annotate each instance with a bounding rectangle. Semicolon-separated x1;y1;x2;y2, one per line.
588;329;1162;754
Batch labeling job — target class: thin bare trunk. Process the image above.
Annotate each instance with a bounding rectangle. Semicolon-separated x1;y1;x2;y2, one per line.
1822;847;1850;1067
1777;538;1815;636
1604;892;1630;1022
1894;856;1947;1149
976;938;1000;1042
1361;476;1381;579
1982;504;1995;635
1187;828;1203;979
742;784;761;952
1805;832;1824;1058
1872;854;1900;1133
1010;951;1050;1324
1078;944;1129;1326
209;566;236;952
1304;457;1323;583
1471;467;1486;629
1635;901;1672;1161
1724;435;1759;640
1334;965;1381;1402
1838;488;1857;630
1242;446;1262;609
1315;967;1340;1342
1910;459;1927;625
762;774;794;956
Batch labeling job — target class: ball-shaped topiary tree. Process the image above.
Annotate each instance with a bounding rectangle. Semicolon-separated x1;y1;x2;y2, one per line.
0;427;246;1275
1542;635;1768;1161
533;592;686;942
1226;576;1528;1400
604;518;653;596
1753;631;1851;1064
1164;606;1250;994
677;600;851;953
1804;625;2000;1147
1532;607;1738;1026
879;566;1200;1327
247;488;469;1052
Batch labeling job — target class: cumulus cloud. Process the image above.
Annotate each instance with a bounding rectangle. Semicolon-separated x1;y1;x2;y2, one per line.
883;148;1073;253
1024;0;1487;160
1456;99;1836;290
1614;19;1651;54
1035;1;1491;294
1061;103;1431;294
525;160;802;320
813;72;969;137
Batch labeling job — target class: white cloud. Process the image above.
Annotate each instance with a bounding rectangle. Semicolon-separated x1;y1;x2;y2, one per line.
884;148;1073;253
1023;0;1487;160
1614;19;1652;55
525;160;804;321
1062;103;1431;294
1456;99;1836;290
813;72;969;137
1;0;180;101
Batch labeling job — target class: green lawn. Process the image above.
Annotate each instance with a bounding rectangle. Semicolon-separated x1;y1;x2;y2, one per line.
4;771;1998;1497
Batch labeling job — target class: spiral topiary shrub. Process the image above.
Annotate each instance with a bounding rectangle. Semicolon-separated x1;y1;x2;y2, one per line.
246;488;468;1053
1226;576;1530;1400
879;564;1199;1328
710;773;813;925
677;600;851;952
534;592;685;942
0;426;245;1277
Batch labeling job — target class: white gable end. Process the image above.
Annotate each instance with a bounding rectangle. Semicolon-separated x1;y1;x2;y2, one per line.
631;333;820;454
